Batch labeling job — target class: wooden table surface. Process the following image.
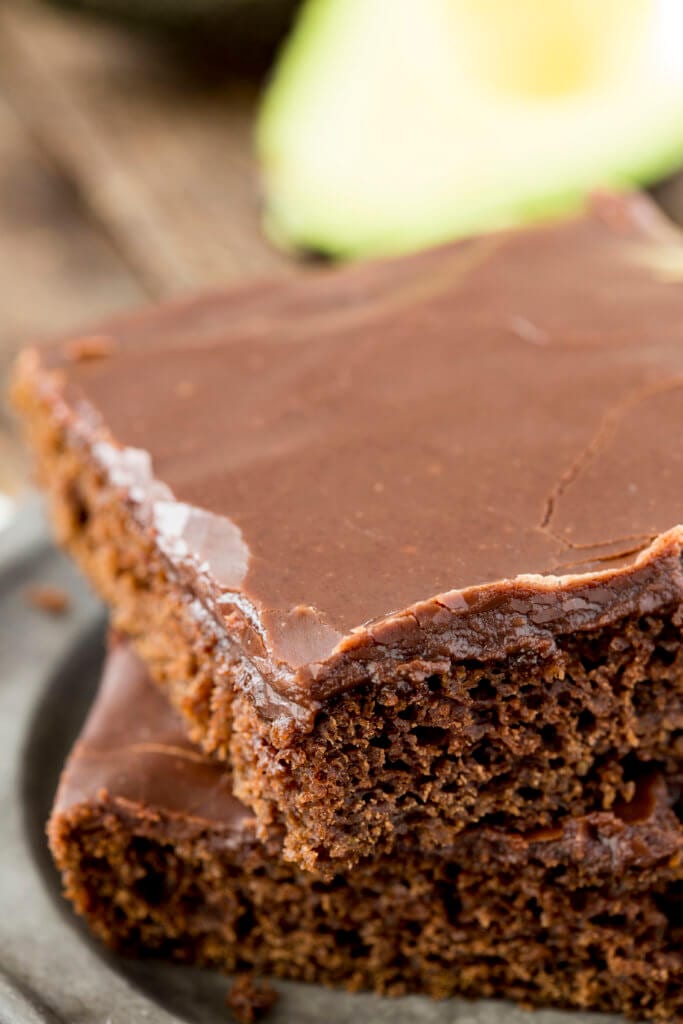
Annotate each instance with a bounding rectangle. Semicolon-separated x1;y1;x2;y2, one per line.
2;0;683;499
0;0;292;495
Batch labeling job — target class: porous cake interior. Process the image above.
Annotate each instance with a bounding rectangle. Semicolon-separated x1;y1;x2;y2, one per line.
50;795;683;1022
233;607;683;867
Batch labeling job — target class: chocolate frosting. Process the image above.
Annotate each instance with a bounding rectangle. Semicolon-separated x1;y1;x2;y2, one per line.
25;193;683;702
55;639;253;835
55;642;682;874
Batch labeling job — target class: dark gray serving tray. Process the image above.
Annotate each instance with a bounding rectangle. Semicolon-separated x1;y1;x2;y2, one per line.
0;498;628;1023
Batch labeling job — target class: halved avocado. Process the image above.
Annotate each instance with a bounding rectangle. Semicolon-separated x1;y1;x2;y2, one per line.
258;0;683;257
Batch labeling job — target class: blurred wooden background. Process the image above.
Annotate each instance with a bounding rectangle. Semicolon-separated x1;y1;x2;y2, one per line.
1;0;683;498
0;0;292;495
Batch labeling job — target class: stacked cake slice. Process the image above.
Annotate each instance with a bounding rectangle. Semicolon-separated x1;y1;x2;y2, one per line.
51;638;682;1017
12;192;683;1021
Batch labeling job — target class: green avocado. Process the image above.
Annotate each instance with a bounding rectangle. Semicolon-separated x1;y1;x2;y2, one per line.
258;0;683;258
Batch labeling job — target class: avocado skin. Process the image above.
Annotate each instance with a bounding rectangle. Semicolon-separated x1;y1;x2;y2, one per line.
42;0;299;61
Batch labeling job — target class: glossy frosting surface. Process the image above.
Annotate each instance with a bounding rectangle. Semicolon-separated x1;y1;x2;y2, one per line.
55;640;251;830
38;194;683;671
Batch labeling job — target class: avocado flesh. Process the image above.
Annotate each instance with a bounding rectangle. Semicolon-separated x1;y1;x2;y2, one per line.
258;0;683;257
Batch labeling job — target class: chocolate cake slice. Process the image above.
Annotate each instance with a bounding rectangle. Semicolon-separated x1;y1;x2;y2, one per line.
14;193;683;872
50;641;683;1022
